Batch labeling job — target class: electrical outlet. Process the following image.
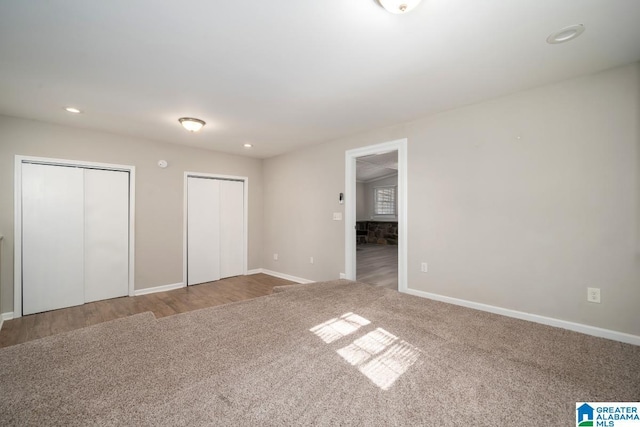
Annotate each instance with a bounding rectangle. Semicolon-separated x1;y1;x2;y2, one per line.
273;253;278;261
587;287;601;303
310;256;314;264
421;262;428;273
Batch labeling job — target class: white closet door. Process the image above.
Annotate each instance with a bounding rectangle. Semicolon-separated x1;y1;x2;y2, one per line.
84;169;130;303
220;180;244;278
187;177;221;285
22;163;85;315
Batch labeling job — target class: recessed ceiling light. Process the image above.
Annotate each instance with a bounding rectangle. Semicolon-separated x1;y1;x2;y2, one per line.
243;143;253;149
546;24;585;44
178;117;206;132
378;0;422;14
64;107;81;114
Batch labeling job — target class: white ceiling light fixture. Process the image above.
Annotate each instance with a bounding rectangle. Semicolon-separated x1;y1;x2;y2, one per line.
546;24;585;44
243;143;253;149
64;107;81;114
378;0;422;14
178;117;206;132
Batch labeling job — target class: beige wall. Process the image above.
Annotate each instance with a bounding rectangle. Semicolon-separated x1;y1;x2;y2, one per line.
263;62;640;335
1;63;638;336
358;174;398;221
0;116;263;313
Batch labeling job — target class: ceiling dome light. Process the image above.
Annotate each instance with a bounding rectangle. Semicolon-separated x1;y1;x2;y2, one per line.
243;143;253;149
378;0;422;14
65;107;81;114
178;117;206;132
546;24;585;44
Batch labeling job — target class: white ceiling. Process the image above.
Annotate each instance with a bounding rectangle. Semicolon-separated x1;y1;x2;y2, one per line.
1;1;639;159
357;151;398;182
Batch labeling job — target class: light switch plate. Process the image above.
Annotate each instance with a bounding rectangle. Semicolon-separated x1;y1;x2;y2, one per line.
333;212;342;221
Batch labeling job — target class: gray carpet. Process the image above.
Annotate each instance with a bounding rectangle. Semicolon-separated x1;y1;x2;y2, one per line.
1;280;638;426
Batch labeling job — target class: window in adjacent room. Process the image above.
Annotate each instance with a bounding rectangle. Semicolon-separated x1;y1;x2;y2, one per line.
374;186;396;216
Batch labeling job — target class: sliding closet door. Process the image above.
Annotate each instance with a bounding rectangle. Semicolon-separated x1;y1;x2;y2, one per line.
22;163;85;315
187;177;221;285
219;180;244;278
84;169;130;303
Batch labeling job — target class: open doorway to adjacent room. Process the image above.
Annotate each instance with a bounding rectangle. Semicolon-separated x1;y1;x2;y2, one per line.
345;139;407;293
355;151;399;289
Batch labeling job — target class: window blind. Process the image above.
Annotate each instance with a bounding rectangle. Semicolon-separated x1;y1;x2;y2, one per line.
374;186;396;215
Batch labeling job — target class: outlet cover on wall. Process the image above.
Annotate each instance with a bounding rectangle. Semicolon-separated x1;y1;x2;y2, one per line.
421;262;428;273
587;287;601;303
273;253;278;261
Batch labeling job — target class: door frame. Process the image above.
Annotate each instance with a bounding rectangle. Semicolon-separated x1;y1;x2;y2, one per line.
344;139;408;292
14;155;136;318
183;172;249;286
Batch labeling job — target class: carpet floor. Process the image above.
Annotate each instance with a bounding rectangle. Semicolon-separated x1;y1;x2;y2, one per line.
0;280;638;426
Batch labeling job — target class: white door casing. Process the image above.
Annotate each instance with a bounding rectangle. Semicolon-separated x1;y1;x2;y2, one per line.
183;172;248;287
14;155;136;318
345;139;408;293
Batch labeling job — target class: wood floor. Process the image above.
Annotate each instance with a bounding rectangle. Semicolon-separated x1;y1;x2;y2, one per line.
0;273;294;348
356;244;398;290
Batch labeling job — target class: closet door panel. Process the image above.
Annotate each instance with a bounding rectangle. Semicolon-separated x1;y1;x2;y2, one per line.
187;177;221;285
22;163;85;315
220;180;244;278
84;169;130;303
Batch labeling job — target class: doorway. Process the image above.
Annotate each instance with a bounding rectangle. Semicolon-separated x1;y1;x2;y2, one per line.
355;151;399;289
345;139;407;292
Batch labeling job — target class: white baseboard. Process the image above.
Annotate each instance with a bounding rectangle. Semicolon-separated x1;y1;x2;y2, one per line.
134;282;185;296
403;288;640;346
1;311;14;331
259;269;314;284
134;270;314;295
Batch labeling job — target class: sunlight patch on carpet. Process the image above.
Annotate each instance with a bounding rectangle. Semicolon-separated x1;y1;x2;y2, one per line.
357;338;420;390
312;314;421;391
309;312;371;344
337;328;396;366
337;328;420;390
